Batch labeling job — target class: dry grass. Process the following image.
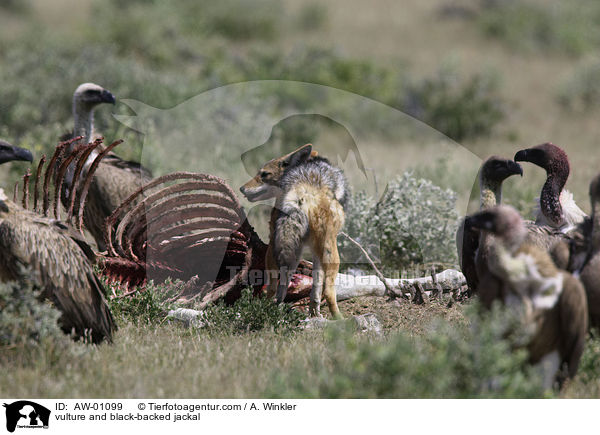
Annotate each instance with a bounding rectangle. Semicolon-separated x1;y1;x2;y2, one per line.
0;297;462;398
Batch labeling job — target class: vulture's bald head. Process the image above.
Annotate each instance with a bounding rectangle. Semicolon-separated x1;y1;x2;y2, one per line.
480;156;523;184
514;142;570;178
466;205;526;250
73;83;116;109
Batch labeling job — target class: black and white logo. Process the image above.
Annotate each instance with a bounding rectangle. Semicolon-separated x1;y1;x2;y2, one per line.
3;401;50;433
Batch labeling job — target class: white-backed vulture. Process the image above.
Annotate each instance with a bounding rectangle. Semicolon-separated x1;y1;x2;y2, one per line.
61;83;153;251
0;141;115;343
466;205;588;389
457;156;523;293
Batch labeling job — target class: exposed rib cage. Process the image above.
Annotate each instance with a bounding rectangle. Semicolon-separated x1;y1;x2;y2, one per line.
100;171;315;307
16;135;120;231
18;137;314;308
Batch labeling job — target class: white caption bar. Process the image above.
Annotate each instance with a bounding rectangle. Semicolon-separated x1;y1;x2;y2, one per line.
0;399;596;434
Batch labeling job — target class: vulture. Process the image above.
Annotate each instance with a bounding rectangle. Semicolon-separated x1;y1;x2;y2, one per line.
576;173;600;328
514;143;588;269
466;205;588;389
457;156;523;293
514;143;586;232
61;83;153;251
0;140;115;343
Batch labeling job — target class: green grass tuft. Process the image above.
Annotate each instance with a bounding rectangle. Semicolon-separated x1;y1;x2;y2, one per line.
201;288;304;335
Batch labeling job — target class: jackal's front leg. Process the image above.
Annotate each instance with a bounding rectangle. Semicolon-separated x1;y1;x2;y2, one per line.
265;243;278;298
276;266;298;304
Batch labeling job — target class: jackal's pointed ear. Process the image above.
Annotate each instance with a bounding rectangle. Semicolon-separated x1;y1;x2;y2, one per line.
282;143;313;168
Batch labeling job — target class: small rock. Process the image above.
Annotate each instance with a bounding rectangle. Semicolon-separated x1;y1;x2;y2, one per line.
300;317;329;330
299;313;382;334
167;308;206;328
351;313;382;334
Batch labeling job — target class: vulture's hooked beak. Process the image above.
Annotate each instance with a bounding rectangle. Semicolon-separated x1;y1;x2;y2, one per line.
508;160;523;177
101;89;116;105
513;149;528;163
0;142;33;164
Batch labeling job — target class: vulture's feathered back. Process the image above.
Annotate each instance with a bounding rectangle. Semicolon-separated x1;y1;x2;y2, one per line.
0;198;115;342
0;140;115;343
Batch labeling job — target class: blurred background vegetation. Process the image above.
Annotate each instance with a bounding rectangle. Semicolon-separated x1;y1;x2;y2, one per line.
1;0;599;275
3;0;600;398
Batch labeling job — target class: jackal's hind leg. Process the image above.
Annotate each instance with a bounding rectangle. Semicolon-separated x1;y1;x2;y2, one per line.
309;256;324;317
323;235;342;319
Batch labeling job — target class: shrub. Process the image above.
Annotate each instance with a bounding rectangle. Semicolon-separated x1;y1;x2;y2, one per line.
558;58;600;111
297;3;329;31
0;277;64;347
202;46;405;109
573;332;600;385
267;303;547;398
478;0;600;56
201;288;304;334
340;172;459;274
202;0;282;40
88;0;282;67
108;280;179;325
0;0;30;13
404;66;504;142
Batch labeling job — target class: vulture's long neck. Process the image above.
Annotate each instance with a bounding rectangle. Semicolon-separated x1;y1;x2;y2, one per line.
73;103;95;148
539;168;568;227
67;103;99;189
480;179;502;209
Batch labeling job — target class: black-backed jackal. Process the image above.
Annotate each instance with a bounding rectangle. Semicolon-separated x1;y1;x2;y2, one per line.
240;144;349;318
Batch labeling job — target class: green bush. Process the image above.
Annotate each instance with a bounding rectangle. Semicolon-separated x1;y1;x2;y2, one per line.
404;66;504;141
558;59;600;111
297;3;329;31
574;332;600;385
201;288;304;334
267;303;547;398
340;172;459;273
0;277;64;347
202;46;405;109
0;0;30;13
108;280;179;325
478;0;600;56
88;0;282;66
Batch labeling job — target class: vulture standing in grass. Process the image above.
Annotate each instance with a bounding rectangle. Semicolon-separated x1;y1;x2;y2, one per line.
0;140;115;343
466;205;588;389
457;156;523;293
61;83;153;251
576;173;600;328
